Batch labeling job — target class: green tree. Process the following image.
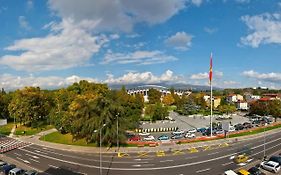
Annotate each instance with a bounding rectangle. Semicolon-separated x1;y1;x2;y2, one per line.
148;89;161;104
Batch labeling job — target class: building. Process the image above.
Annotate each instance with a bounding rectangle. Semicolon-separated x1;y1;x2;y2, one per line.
237;100;248;110
127;85;191;102
226;94;244;103
245;94;260;102
262;94;281;100
204;96;221;108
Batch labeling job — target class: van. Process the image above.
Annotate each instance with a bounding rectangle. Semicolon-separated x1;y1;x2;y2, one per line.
224;170;238;175
8;168;25;175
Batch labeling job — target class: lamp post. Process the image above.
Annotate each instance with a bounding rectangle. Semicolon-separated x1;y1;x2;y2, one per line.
116;113;119;150
94;123;106;175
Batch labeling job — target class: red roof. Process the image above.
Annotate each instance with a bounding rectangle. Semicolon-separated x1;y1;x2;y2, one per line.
259;97;271;101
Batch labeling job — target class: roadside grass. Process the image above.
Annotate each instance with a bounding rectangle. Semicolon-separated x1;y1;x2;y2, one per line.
168;105;177;111
15;125;54;136
0;123;14;135
39;131;97;147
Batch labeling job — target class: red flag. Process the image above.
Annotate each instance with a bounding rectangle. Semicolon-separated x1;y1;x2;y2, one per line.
209;53;213;83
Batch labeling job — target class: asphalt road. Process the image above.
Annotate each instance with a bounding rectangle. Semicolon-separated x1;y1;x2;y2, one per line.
3;130;281;175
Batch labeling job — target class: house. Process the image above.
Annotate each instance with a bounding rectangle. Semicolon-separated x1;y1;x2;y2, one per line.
204;96;221;108
262;94;281;100
237;100;248;110
245;94;260;102
226;94;243;103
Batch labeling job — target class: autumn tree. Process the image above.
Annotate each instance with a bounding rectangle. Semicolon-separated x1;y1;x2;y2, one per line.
162;94;175;106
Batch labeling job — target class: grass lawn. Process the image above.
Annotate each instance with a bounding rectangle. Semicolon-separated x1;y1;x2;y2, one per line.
0;123;14;135
40;131;97;147
15;125;54;136
168;105;177;111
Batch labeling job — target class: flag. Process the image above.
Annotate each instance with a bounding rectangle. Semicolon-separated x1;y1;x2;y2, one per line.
209;53;213;83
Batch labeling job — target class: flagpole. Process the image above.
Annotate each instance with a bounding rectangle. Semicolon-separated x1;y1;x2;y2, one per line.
210;52;213;137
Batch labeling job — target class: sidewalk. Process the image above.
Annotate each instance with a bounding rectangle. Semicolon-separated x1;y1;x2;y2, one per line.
17;126;281;154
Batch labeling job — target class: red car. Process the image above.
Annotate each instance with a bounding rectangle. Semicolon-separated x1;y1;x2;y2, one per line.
128;136;141;141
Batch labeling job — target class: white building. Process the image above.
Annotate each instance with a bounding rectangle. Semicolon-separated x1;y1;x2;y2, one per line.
227;94;243;103
237;101;248;110
245;94;260;102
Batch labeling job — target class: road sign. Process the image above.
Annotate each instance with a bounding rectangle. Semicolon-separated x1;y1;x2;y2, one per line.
0;119;7;126
222;121;230;131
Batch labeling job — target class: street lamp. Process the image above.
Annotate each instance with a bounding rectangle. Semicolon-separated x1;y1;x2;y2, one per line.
116;113;119;150
94;123;106;175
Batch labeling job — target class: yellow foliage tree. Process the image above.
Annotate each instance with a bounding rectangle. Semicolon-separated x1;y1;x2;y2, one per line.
162;94;175;106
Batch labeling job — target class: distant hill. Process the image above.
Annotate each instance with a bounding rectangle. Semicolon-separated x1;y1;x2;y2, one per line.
108;83;221;91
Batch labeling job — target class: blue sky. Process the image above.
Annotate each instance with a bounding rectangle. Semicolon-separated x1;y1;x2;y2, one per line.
1;0;281;90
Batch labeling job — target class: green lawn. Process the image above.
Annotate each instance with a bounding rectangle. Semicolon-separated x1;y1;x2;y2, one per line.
40;131;97;147
0;123;14;135
15;125;54;136
167;105;177;111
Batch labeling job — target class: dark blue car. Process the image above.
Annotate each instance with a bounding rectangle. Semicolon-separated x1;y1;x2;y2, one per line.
1;164;16;175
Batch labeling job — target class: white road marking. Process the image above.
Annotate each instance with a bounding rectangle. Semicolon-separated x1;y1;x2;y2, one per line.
160;160;174;163
26;153;39;159
196;168;210;173
185;156;198;159
18;137;281;171
222;162;233;166
208;151;219;156
132;164;142;167
229;155;235;160
16;157;30;164
30;158;40;163
14;153;22;156
35;150;48;154
48;164;59;169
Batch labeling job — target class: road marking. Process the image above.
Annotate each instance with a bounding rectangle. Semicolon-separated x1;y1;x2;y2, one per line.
14;153;22;156
244;143;252;147
18;137;281;171
48;164;59;169
222;162;233;166
160;160;174;163
208;151;219;156
185;156;198;160
35;150;48;155
16;157;30;164
132;164;142;167
196;168;210;173
26;153;39;159
30;158;40;163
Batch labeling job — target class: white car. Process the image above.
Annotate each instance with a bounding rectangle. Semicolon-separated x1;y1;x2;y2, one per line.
224;170;238;175
228;126;235;132
261;161;280;173
139;132;150;136
188;128;197;133
172;130;185;135
185;133;196;138
143;135;155;141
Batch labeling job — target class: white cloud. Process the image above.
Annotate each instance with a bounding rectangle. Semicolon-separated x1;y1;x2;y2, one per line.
0;74;98;91
18;16;31;30
104;70;181;84
243;70;281;83
165;31;193;51
240;13;281;48
223;81;239;85
110;34;120;40
191;0;203;6
102;50;178;65
48;0;187;32
190;72;208;80
0;18;106;72
190;71;223;80
204;27;217;34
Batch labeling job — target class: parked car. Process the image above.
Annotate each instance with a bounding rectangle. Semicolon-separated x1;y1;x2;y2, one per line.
202;128;217;136
139;132;150;136
243;122;253;129
228;126;236;132
8;168;25;175
128;136;141;141
185;132;195;138
216;130;225;135
1;164;16;175
0;161;8;170
188;128;197;133
234;124;244;131
171;134;183;139
248;166;266;175
197;127;207;133
172;130;185;135
268;155;281;165
260;161;280;173
24;170;38;175
234;154;249;164
158;135;169;141
143;135;155;141
224;170;238;175
237;169;250;175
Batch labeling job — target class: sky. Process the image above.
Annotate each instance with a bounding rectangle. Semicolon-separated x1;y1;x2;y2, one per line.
1;0;281;90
